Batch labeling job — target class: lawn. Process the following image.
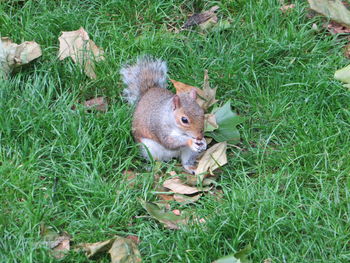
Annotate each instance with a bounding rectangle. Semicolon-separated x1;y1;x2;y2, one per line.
0;0;349;262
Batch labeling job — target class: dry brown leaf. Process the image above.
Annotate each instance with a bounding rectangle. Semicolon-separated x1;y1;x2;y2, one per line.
324;20;350;34
264;258;272;263
280;4;295;13
163;177;210;194
198;70;218;111
344;42;350;58
308;0;350;27
158;194;174;202
76;238;115;258
108;237;142;263
0;37;42;78
84;97;108;112
195;142;227;179
58;27;104;79
182;6;219;30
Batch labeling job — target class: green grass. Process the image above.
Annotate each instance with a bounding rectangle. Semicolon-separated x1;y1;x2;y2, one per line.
1;0;349;262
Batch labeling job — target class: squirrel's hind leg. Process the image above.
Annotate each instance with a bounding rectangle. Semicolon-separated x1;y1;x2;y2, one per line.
140;138;180;161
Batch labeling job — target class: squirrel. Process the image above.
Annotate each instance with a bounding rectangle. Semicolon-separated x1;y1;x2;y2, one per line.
120;56;207;174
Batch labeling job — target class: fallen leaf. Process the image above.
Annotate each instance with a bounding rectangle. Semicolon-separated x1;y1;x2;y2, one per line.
182;6;219;30
208;101;243;143
308;0;350;27
0;37;42;78
198;70;218;111
324;20;350;34
76;239;115;258
174;193;202;204
163;177;210;194
213;244;252;263
204;113;218;132
84;97;108;112
264;259;272;263
158;194;174;202
140;200;187;229
40;224;70;259
280;4;295;13
344;43;350;58
109;236;142;263
76;236;142;262
334;64;350;88
58;27;104;79
195;142;227;180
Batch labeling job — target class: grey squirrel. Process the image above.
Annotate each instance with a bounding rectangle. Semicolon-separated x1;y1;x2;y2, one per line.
120;57;207;174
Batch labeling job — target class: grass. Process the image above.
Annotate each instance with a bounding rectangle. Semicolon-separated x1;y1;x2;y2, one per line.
0;0;349;262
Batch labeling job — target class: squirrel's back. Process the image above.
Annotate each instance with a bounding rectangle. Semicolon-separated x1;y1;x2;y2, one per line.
120;56;168;105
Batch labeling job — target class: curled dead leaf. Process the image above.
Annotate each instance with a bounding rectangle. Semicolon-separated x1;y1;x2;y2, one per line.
58;27;104;79
76;238;115;258
195;142;227;180
109;237;142;263
0;37;42;78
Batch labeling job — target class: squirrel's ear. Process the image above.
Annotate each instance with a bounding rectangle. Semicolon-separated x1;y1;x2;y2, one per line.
172;95;181;110
189;88;197;100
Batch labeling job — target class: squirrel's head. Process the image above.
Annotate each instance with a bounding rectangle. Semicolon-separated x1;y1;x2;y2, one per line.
172;89;204;140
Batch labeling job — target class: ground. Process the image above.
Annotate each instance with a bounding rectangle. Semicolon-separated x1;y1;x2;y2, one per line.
0;0;349;262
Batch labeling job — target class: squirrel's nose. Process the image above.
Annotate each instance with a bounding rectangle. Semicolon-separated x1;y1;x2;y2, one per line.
196;133;203;140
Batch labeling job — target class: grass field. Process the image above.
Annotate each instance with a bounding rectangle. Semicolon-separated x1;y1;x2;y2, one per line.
1;0;349;262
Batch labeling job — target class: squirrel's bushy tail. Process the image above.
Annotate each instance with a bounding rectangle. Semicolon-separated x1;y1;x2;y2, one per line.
120;56;167;105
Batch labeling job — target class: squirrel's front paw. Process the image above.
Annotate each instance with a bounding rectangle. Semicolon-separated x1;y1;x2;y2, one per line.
188;138;207;153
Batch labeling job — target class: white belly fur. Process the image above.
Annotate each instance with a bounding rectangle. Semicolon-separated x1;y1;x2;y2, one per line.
140;138;180;161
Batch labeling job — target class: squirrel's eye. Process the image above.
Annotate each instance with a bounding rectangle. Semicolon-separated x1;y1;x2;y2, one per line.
181;117;189;124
